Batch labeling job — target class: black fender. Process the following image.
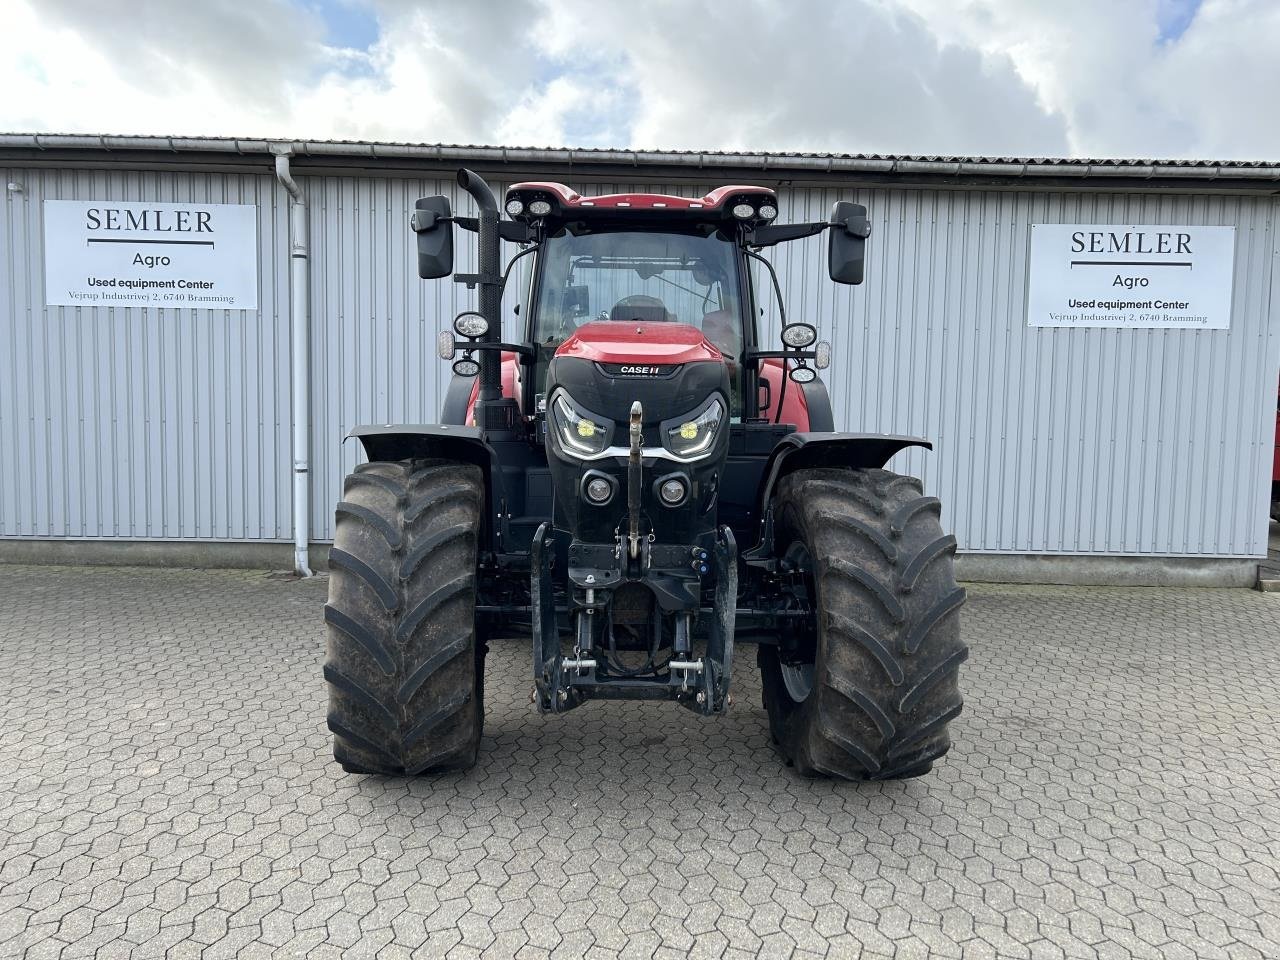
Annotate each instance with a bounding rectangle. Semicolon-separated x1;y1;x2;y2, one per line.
746;431;932;561
439;374;474;425
796;377;836;432
347;424;501;549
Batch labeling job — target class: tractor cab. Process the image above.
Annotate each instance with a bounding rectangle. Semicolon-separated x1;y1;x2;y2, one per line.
491;180;821;425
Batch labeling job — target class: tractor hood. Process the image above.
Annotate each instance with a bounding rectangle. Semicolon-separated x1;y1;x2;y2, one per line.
555;320;723;367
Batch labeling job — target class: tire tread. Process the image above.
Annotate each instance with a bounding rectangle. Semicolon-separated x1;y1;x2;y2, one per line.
760;467;967;782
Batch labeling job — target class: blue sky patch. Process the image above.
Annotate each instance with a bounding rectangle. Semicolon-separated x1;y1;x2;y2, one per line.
1156;0;1201;43
305;0;380;51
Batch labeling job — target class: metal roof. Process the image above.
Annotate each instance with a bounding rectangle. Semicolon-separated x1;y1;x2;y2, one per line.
3;132;1280;187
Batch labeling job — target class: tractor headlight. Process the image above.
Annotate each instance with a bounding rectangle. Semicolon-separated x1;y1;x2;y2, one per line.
528;199;553;217
664;397;725;459
551;393;613;456
732;203;755;219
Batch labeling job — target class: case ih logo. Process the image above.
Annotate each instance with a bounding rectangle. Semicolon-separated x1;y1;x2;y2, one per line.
607;364;672;376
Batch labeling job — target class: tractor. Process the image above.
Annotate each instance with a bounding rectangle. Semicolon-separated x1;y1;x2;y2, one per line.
323;169;967;780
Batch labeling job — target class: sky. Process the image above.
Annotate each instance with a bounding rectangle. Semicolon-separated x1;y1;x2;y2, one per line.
3;0;1277;161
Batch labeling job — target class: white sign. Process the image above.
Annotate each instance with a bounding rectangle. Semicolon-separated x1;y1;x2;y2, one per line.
1027;224;1235;329
43;200;259;309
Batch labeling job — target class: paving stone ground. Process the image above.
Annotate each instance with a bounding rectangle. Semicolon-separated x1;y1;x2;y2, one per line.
1;564;1278;959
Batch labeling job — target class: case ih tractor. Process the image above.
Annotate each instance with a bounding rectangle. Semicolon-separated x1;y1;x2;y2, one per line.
323;169;966;781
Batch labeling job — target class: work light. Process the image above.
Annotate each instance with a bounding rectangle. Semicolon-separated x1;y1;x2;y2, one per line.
789;365;816;384
505;198;524;216
452;356;480;377
732;203;755;219
528;200;553;217
759;203;778;220
453;312;489;338
781;322;818;348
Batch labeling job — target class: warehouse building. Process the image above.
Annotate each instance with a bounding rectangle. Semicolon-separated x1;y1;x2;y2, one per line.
1;135;1277;585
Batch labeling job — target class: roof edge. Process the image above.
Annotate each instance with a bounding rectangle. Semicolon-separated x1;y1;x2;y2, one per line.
3;133;1280;183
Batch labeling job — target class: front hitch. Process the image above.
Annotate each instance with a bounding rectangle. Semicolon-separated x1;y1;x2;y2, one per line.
532;523;738;716
627;400;643;559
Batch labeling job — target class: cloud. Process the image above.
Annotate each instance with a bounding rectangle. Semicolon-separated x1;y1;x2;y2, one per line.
2;0;1277;160
894;0;1280;159
535;0;1068;155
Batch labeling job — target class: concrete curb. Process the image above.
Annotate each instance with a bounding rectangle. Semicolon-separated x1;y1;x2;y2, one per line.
1;539;1267;588
0;539;330;572
956;553;1259;588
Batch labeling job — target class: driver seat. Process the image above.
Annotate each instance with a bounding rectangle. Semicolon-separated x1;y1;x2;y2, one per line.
610;295;671;324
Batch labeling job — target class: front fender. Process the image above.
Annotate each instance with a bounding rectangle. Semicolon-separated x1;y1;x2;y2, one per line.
747;432;932;559
347;424;501;549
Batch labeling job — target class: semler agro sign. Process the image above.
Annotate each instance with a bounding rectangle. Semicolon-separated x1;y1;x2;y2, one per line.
1027;224;1235;329
43;200;259;310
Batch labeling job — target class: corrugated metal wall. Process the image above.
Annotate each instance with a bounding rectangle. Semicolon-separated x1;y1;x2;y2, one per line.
0;167;293;541
3;164;1278;557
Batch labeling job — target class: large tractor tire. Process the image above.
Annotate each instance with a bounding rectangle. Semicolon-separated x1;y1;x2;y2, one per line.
759;467;967;780
323;459;485;775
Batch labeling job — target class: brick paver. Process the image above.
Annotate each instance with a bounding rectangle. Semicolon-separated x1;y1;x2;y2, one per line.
1;564;1278;958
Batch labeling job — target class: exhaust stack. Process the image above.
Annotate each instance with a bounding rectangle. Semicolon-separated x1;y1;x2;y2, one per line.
456;168;503;407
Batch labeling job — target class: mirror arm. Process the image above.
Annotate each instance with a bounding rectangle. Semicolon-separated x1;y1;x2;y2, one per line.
498;220;536;243
748;221;829;248
459;340;535;359
747;349;816;361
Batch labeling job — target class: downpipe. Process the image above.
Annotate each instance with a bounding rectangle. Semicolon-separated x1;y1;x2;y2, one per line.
272;146;314;577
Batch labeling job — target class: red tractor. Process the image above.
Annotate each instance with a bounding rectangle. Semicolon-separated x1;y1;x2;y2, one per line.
323;170;966;781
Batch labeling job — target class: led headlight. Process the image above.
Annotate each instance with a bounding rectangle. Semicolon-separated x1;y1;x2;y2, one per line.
758;203;778;220
664;397;725;459
505;198;524;216
732;202;755;219
528;199;553;217
551;393;612;456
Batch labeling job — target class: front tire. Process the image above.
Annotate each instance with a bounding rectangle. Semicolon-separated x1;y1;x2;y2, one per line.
759;467;967;780
324;459;485;775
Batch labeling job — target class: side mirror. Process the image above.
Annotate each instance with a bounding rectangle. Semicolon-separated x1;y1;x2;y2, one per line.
411;196;454;279
828;200;870;285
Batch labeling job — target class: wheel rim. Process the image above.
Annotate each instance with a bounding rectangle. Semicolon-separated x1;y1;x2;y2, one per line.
778;540;817;703
781;661;814;702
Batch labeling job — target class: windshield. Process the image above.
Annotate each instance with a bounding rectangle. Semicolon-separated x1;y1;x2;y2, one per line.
531;230;744;361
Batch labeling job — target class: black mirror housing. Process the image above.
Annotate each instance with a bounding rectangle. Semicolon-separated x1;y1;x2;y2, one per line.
828;200;871;285
411;196;454;279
